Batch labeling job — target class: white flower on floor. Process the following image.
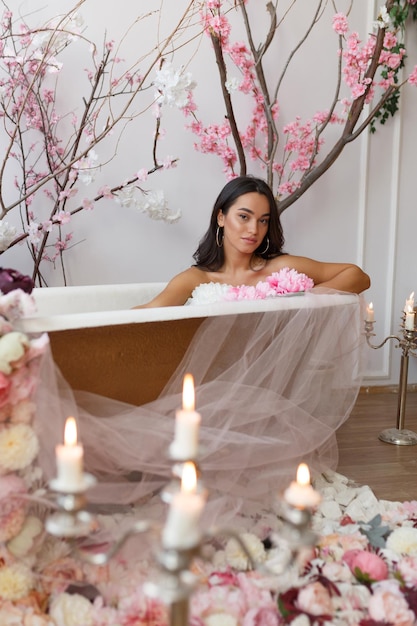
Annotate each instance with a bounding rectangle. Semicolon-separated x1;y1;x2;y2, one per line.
0;424;39;473
0;562;34;600
50;592;94;626
386;526;417;555
7;515;43;558
224;532;266;571
0;332;29;375
205;614;238;626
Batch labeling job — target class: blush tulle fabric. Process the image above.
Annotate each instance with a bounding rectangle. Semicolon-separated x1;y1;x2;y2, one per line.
33;289;366;529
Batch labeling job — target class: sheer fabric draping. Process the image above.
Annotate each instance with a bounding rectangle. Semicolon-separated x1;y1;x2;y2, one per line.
34;290;366;528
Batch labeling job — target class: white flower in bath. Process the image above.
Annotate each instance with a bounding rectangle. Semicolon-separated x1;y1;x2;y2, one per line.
136;189;181;223
224;532;266;571
50;592;94;626
386;526;417;555
0;562;34;600
0;331;29;374
188;282;230;305
7;515;43;558
0;424;39;473
0;220;16;252
154;61;196;109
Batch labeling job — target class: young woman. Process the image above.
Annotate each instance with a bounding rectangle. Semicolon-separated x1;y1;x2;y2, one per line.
137;176;370;308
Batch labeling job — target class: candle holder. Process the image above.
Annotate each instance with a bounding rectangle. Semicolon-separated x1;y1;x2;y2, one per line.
45;473;319;626
364;313;417;445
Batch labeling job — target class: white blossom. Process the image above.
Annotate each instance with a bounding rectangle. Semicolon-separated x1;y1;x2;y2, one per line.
225;76;241;93
74;149;99;185
153;61;196;109
0;424;39;473
373;6;391;30
136;189;181;223
114;185;135;208
0;221;17;252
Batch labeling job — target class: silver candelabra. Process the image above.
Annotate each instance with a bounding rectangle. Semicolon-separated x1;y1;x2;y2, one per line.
364;311;417;445
45;454;319;626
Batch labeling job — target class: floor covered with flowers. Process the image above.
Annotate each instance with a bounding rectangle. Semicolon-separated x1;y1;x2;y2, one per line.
1;470;417;626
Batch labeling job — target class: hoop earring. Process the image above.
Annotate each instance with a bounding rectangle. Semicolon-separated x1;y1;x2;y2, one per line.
259;236;269;254
216;226;224;248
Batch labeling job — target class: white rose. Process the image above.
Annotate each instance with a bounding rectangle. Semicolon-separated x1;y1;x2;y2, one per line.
49;592;93;626
224;532;266;571
7;515;43;557
386;526;417;555
0;332;28;374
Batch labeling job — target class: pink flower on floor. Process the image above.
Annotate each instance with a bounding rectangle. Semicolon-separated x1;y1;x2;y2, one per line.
242;607;279;626
397;556;417;585
0;371;11;407
342;549;388;582
0;474;27;541
368;581;415;626
296;581;333;617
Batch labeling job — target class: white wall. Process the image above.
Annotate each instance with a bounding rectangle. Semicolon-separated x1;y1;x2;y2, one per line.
3;1;417;386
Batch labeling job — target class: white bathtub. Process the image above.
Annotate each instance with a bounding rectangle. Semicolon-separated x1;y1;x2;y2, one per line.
16;283;359;405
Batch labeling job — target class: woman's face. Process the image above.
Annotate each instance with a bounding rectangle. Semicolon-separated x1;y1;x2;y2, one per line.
218;192;270;254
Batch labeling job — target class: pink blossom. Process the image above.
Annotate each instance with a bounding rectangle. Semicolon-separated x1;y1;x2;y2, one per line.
332;13;349;36
408;65;417;86
342;549;388;581
98;185;113;199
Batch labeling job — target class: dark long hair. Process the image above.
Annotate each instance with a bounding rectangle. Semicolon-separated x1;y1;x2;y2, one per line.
193;176;285;271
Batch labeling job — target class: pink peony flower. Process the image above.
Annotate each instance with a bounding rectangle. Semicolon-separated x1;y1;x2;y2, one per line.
368;581;415;626
296;581;333;617
242;607;279;626
342;549;388;582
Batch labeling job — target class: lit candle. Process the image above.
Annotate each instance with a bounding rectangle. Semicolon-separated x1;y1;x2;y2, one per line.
366;302;374;322
169;374;201;460
283;463;322;509
162;462;205;549
55;417;84;492
405;306;415;331
404;292;415;313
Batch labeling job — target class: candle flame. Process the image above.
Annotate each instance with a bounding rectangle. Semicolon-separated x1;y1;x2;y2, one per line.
181;461;197;493
182;373;195;411
296;463;310;487
368;302;373;311
64;417;78;446
410;292;415;301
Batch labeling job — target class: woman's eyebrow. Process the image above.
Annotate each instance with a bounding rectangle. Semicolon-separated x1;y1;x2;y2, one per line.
238;207;270;217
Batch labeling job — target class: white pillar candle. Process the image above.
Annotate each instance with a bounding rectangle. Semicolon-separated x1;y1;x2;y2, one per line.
284;463;321;509
170;373;201;460
404;292;415;313
405;307;415;331
366;302;374;322
162;462;204;549
55;417;84;492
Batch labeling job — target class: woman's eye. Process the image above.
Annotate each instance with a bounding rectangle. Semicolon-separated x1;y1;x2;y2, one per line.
238;214;248;220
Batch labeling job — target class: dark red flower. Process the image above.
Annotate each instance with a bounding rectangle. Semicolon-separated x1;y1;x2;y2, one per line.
0;268;34;294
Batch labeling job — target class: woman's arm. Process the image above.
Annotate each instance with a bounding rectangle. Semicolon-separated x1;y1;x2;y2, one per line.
279;255;371;294
132;268;202;308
